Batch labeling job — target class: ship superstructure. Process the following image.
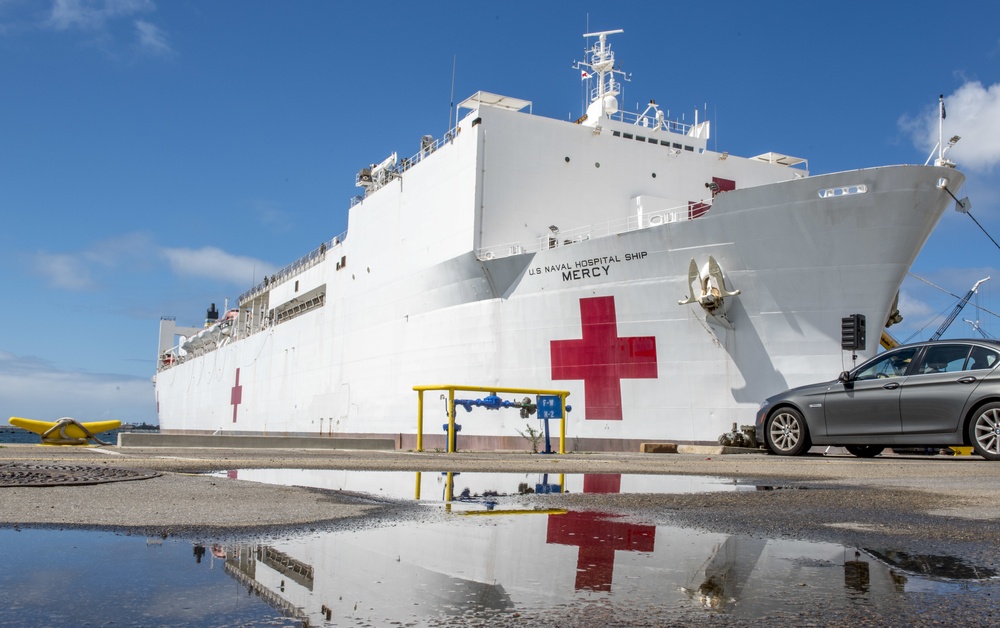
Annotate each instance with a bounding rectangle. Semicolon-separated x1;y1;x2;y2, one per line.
154;30;963;449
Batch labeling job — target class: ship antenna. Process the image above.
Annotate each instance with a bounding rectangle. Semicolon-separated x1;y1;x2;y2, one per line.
448;54;457;132
938;94;945;164
928;94;960;167
577;29;625;118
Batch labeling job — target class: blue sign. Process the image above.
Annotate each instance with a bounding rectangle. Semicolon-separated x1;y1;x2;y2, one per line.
537;395;562;419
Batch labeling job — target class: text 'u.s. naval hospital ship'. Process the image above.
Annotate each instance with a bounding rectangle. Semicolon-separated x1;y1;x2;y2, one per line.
154;30;965;450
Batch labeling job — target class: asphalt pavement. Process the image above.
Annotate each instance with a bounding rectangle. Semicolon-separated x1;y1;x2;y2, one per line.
3;444;1000;626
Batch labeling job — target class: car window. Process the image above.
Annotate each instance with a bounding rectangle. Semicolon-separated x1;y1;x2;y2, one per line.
916;344;972;375
854;347;918;380
967;346;1000;371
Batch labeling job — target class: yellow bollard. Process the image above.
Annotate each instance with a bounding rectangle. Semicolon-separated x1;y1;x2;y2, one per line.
559;395;567;453
447;389;456;453
416;390;424;452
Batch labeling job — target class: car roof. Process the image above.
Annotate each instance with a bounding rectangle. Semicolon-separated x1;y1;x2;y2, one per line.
890;339;1000;349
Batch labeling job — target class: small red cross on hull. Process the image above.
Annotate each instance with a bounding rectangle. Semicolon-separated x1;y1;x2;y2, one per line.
231;368;243;423
550;296;657;420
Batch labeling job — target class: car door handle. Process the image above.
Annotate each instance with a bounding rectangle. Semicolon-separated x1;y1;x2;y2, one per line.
882;382;900;390
957;376;977;384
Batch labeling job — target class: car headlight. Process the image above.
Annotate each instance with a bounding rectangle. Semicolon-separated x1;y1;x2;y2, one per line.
758;399;770;411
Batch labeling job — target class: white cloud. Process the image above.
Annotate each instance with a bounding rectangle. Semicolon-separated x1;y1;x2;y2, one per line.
895;287;936;324
30;232;154;290
44;0;172;57
47;0;154;31
28;232;276;289
161;246;277;285
0;352;154;423
84;231;156;267
901;81;1000;173
134;18;170;55
32;252;95;290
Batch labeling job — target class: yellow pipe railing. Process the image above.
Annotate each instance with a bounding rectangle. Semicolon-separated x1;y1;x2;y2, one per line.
413;384;571;453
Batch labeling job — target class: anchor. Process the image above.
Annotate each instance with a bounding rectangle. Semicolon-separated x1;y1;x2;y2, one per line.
679;255;741;318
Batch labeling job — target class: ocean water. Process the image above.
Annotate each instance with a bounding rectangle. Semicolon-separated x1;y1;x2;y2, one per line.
0;428;124;445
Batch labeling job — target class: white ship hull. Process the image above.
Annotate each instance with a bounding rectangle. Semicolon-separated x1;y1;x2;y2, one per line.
154;32;963;449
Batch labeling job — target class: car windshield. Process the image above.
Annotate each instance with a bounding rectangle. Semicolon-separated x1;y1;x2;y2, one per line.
854;347;918;380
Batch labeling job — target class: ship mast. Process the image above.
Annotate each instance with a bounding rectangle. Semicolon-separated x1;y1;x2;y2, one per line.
577;29;627;121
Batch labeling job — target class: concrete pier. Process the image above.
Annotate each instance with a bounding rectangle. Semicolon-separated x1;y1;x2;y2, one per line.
117;432;396;450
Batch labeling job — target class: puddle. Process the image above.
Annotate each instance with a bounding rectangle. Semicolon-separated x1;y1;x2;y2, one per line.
206;469;768;506
2;516;993;626
3;471;995;625
0;529;297;627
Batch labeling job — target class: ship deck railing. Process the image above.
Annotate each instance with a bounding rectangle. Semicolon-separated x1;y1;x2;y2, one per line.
612;109;695;136
156;194;714;373
475;197;710;261
237;230;347;305
351;124;462;206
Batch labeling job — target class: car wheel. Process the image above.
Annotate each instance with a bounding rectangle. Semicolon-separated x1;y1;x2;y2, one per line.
845;445;884;458
765;408;811;456
969;402;1000;461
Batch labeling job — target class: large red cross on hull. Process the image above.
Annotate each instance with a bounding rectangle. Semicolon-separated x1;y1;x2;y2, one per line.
550;296;657;420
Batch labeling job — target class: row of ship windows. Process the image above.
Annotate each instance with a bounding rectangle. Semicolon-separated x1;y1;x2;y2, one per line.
612;130;695;152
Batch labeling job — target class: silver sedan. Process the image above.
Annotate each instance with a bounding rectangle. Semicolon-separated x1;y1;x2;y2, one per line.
755;339;1000;459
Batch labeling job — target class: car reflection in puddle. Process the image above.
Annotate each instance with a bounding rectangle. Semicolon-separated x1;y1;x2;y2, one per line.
2;470;996;626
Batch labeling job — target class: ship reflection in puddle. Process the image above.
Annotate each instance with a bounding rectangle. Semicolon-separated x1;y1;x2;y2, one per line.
208;468;769;505
208;510;996;626
196;470;998;625
1;472;994;625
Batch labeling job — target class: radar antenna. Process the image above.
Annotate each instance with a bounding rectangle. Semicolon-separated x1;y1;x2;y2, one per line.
575;29;628;121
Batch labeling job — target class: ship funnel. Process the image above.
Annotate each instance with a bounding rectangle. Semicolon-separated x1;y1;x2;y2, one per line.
206;303;219;326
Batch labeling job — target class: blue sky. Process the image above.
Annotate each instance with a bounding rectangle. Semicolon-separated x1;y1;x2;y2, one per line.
2;1;999;424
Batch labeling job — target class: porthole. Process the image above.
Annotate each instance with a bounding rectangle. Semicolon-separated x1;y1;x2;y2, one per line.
565;156;570;163
651;173;657;178
595;162;601;168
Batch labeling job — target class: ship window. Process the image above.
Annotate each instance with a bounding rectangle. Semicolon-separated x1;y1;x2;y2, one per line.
819;185;868;199
294;281;299;292
672;143;682;149
612;131;621;137
648;137;658;144
635;135;645;142
684;146;694;152
660;140;670;146
623;133;633;140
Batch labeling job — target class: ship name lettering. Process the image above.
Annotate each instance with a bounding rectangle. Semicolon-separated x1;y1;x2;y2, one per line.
575;256;621;269
562;265;611;281
532;251;647;280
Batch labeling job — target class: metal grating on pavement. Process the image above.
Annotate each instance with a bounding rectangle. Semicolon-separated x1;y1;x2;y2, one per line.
0;463;160;487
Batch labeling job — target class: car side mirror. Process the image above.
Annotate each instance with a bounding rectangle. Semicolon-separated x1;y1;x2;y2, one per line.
838;370;853;383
